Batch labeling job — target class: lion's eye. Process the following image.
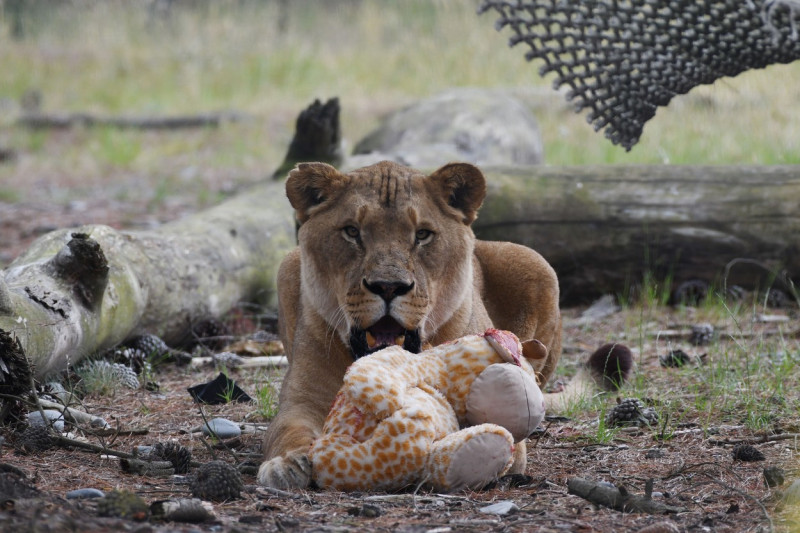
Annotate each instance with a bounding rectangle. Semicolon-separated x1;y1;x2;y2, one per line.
343;226;360;241
415;229;434;245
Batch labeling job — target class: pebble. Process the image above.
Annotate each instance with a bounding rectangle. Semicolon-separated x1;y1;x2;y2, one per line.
90;416;110;429
479;500;519;515
202;418;241;439
44;382;72;404
27;410;65;432
66;488;106;500
135;445;154;459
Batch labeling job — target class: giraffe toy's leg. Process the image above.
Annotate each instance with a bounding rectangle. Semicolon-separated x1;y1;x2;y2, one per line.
424;424;515;492
310;387;457;491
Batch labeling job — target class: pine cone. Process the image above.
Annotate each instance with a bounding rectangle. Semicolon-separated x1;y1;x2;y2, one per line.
111;346;149;374
671;279;708;306
108;362;141;390
79;360;140;390
96;489;149;521
127;334;192;366
605;398;659;428
659;349;692;368
190;461;243;501
151;442;192;474
128;334;170;358
191;318;230;351
689;323;714;346
732;444;765;462
16;424;55;453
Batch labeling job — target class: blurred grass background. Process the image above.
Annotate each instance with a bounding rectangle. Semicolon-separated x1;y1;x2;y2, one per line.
0;0;799;210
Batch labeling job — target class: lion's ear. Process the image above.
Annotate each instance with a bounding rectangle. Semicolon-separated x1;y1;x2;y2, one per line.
285;162;345;223
428;162;487;224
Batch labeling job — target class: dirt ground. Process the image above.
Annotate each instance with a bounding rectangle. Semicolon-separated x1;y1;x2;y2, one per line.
1;159;798;533
0;306;796;533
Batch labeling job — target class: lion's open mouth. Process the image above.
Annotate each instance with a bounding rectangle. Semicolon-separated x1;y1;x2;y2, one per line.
349;316;421;360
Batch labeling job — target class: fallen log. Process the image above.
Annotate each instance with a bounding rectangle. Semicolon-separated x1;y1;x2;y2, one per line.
0;179;294;377
2;164;798;377
474;165;800;304
17;111;248;130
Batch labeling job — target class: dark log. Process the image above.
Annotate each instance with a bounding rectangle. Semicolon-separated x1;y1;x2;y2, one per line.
474;166;800;304
567;477;686;514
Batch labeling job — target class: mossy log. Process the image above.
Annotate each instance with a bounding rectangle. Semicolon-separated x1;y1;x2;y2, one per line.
0;180;294;377
475;165;800;304
2;165;798;377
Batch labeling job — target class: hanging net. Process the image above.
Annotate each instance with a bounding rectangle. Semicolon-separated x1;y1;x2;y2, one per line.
478;0;800;149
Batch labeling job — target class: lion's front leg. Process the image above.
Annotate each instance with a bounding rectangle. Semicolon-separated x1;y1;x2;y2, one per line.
258;409;319;489
259;358;345;489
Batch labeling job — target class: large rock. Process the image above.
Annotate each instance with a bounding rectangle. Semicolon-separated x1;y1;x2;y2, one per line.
347;89;543;169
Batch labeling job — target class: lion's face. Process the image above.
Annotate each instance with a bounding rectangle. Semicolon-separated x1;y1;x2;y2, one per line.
286;160;486;359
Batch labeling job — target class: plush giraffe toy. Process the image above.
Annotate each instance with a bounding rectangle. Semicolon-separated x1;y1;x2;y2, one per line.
309;329;547;492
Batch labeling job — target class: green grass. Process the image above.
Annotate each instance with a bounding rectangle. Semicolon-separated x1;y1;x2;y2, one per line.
555;268;800;448
0;0;798;176
252;373;279;420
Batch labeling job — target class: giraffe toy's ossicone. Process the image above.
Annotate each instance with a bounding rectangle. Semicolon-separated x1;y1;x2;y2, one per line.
308;329;546;492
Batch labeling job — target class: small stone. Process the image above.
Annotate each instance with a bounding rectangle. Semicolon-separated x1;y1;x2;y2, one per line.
66;488;105;500
202;418;241;439
43;382;71;404
27;409;65;432
479;500;519;515
135;446;154;459
732;444;765;462
90;417;110;429
763;466;785;487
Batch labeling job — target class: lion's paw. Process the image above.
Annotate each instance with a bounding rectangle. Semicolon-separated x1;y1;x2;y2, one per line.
257;451;312;490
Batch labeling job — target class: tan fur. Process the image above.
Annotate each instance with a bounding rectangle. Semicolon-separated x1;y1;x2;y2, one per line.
258;161;562;490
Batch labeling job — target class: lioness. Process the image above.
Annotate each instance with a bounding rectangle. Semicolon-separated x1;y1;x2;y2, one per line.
258;160;563;489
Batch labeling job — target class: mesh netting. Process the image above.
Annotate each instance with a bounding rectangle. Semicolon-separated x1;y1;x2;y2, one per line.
479;0;800;150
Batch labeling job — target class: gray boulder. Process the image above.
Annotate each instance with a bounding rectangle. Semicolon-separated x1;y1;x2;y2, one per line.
347;88;543;170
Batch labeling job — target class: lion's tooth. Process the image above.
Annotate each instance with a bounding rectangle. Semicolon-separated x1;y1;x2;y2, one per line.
395;335;405;346
366;331;377;348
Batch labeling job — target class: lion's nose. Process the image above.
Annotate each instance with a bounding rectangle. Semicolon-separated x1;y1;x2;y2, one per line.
363;279;414;302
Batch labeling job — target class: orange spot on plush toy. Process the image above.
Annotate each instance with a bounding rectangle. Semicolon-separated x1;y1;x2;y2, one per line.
309;329;546;492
